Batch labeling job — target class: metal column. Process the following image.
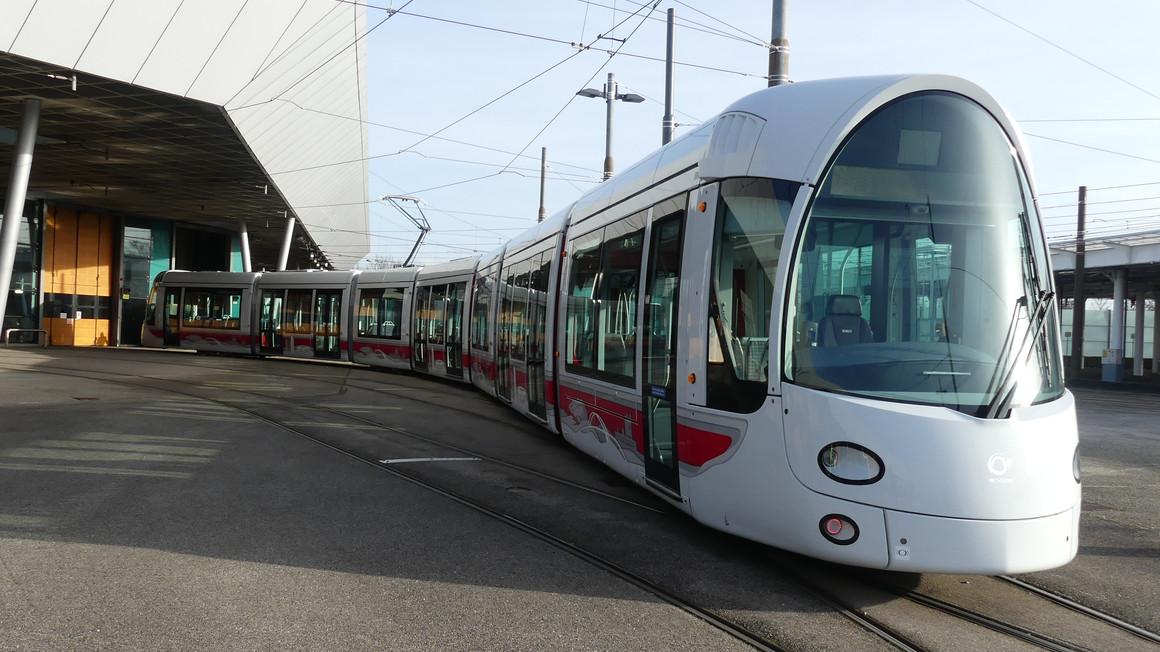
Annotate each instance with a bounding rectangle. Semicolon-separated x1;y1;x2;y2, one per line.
1069;186;1087;375
662;8;675;145
238;219;252;273
1103;269;1126;382
1153;288;1159;374
276;215;295;271
0;99;40;328
1133;293;1145;376
603;73;615;180
768;0;790;87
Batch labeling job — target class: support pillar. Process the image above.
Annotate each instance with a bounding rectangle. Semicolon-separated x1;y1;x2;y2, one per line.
276;215;295;271
1133;293;1145;376
0;99;40;328
1152;288;1159;374
1103;269;1126;382
238;219;252;273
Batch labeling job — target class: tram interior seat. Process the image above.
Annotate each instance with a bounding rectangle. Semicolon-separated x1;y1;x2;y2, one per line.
817;294;873;346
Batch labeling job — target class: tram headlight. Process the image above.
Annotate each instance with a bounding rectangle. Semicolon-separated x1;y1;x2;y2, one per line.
1073;447;1082;484
818;442;884;485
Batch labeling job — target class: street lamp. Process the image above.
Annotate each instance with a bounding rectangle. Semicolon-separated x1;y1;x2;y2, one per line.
576;72;644;180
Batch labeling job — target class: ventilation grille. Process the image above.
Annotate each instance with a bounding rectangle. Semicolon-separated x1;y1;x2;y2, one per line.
707;112;765;161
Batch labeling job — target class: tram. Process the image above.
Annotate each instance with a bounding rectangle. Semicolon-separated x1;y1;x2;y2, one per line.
144;75;1080;574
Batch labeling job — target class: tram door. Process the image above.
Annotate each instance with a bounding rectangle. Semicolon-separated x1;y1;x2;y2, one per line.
642;212;684;493
496;270;512;401
259;290;283;354
314;290;341;358
163;288;181;346
526;253;549;420
445;282;465;377
413;285;430;371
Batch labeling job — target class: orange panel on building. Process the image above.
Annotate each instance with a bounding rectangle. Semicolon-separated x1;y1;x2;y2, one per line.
41;204;114;346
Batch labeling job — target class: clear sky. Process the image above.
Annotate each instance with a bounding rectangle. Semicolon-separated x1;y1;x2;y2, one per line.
351;0;1160;266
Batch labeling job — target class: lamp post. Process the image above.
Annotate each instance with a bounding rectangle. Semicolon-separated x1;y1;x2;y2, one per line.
577;73;644;180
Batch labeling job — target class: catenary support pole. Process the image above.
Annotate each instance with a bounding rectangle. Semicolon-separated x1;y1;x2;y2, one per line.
1104;269;1126;382
768;0;789;86
1153;287;1159;374
0;99;40;329
1134;293;1145;376
662;8;675;145
238;219;252;273
538;147;547;222
604;72;615;180
277;214;295;271
1069;186;1087;376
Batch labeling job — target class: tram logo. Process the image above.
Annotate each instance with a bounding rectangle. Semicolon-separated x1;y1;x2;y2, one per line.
987;454;1014;483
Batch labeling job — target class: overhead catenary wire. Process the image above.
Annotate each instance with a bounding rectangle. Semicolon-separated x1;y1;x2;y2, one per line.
1041;204;1160;218
395;0;745;157
267;100;601;176
578;0;770;48
1038;195;1160;210
1020;117;1160;123
331;0;766;79
1038;180;1160;196
498;1;661;176
1023;133;1160;166
963;0;1160;104
234;0;415;111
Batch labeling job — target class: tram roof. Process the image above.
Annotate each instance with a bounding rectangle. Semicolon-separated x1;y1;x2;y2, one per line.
566;74;1027;223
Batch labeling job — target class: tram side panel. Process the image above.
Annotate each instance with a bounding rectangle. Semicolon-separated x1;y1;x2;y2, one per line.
255;272;357;361
142;272;260;355
350;280;414;370
470;260;501;396
556;209;652;489
412;266;476;384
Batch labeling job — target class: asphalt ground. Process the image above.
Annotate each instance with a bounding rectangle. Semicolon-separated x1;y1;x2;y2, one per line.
1012;384;1160;634
0;347;1157;650
0;349;752;651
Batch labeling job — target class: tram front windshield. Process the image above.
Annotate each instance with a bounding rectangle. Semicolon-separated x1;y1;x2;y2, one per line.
784;92;1064;417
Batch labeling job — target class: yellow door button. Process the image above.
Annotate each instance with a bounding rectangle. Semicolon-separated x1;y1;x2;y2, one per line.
687;373;696;384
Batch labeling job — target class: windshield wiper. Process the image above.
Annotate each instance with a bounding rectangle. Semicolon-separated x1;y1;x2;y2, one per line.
984;289;1055;419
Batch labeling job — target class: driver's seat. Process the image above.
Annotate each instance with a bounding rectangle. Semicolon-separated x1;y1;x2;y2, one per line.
818;294;873;346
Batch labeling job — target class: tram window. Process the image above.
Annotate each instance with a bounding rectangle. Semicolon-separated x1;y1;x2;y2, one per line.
509;261;530;362
528;252;551;363
358;288;404;339
429;284;446;345
284;290;313;335
471;270;492;352
166;291;180;328
145;285;158;326
180;288;243;329
381;288;403;339
566;231;602;373
596;218;644;385
357;293;377;337
706;178;798;413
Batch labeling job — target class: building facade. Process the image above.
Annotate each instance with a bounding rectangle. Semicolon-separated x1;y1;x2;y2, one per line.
1;0;370;345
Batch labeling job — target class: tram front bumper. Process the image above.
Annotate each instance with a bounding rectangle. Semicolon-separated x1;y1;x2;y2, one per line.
882;506;1079;574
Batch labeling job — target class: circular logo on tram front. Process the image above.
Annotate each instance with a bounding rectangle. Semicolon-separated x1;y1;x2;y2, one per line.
987;454;1012;477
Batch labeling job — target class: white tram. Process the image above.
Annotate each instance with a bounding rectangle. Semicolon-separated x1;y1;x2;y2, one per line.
145;75;1080;574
